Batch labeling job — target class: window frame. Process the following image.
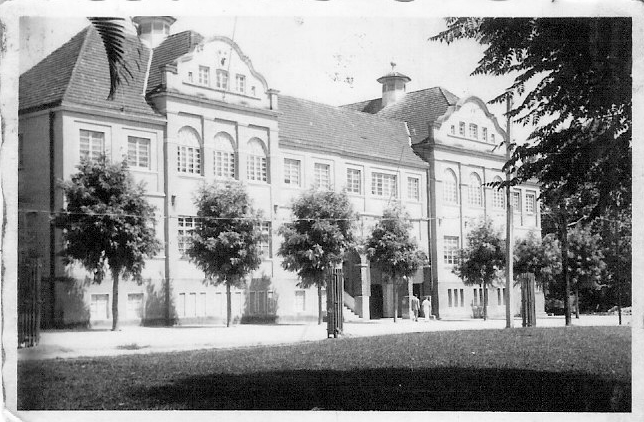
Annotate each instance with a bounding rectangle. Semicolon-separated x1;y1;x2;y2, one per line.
177;216;198;257
443;236;459;265
235;74;246;93
407;176;420;201
127;136;151;169
371;171;398;198
177;127;202;175
198;65;210;86
468;173;483;207
458;121;465;136
346;167;362;195
216;69;229;90
492;177;505;209
79;129;105;163
469;123;478;139
314;162;331;190
283;158;301;187
525;191;537;214
443;169;458;204
246;138;268;183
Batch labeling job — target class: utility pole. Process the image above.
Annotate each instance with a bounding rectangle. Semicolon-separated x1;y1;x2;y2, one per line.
614;219;622;325
504;93;514;328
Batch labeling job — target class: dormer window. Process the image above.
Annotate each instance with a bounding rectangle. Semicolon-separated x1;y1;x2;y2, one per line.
236;74;246;94
198;66;210;86
216;70;229;90
469;124;478;139
458;122;465;136
491;134;496;144
251;86;256;96
450;125;455;135
188;72;193;83
482;127;488;142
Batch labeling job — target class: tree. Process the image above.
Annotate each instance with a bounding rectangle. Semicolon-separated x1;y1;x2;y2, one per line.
277;189;356;325
514;231;561;293
453;219;505;321
54;156;161;330
187;182;263;328
432;18;631;325
567;224;606;318
365;205;427;322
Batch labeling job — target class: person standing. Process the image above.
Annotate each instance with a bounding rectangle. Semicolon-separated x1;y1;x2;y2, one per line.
422;296;431;321
411;295;420;321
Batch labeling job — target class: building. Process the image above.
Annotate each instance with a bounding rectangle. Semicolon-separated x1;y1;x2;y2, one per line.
18;17;541;327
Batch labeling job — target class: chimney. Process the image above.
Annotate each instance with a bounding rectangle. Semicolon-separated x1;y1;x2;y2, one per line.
377;62;411;109
132;16;177;49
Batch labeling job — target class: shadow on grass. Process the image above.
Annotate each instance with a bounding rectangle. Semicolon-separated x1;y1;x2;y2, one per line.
128;367;630;411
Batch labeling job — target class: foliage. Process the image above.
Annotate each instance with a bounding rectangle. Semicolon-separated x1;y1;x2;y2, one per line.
54;155;161;329
278;189;356;287
431;18;632;219
566;224;605;292
514;231;561;290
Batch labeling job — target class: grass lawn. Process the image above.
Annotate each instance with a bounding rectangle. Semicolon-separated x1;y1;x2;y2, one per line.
18;326;631;411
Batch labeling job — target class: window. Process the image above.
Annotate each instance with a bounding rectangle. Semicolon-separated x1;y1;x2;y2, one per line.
469;123;478;139
295;290;306;312
215;292;225;316
371;172;397;198
443;236;459;265
127;136;150;169
216;69;229;90
90;294;109;320
80;129;105;162
235;74;246;93
492;177;505;209
249;289;275;315
460;289;464;308
482;127;488;142
247;138;267;182
450;125;455;135
188;72;193;83
177;127;201;174
178;216;197;257
468;173;483;207
443;169;458;204
491;134;496;144
346;168;362;194
458;122;465;136
497;288;502;306
196;292;206;317
511;191;521;213
199;66;210;86
448;289;453;307
314;163;331;190
127;293;144;319
18;134;24;169
213;132;235;179
407;177;420;201
283;158;301;186
473;288;478;306
525;192;536;214
260;221;272;258
186;292;197;317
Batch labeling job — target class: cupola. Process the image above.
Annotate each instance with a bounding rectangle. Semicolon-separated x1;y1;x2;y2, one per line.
132;16;176;48
377;62;411;108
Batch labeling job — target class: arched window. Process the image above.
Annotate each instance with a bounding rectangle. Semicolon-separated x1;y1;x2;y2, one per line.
177;127;201;174
443;169;458;204
468;173;483;207
492;176;505;209
213;132;236;179
247;138;268;182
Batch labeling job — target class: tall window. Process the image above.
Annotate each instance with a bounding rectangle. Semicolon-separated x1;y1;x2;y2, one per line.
346;168;362;194
458;121;465;136
492;176;505;209
407;177;420;201
460;289;464;308
80;129;105;162
247;138;268;182
259;221;272;258
314;163;331;190
443;236;459;265
371;172;397;198
450;125;455;135
443;169;458;204
198;66;210;86
295;290;306;312
284;158;301;186
177;216;197;257
177;127;201;174
213;132;235;179
235;74;246;93
468;173;483;207
127;293;144;319
249;289;275;315
216;69;229;90
469;123;478;139
90;294;109;320
511;190;521;213
482;127;488;142
127;136;150;169
448;289;453;307
490;134;496;144
525;191;536;214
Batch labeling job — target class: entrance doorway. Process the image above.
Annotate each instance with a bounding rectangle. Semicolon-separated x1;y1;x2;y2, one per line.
370;284;383;319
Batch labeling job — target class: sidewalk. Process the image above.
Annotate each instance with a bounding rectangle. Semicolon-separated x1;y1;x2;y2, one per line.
18;314;629;361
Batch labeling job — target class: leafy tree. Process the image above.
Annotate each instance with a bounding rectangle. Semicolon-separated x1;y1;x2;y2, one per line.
567;224;606;318
187;182;263;327
278;189;356;325
514;231;561;293
365;205;427;323
453;219;505;321
55;156;161;331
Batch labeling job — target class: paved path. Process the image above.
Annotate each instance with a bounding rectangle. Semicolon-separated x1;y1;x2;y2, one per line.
18;314;629;361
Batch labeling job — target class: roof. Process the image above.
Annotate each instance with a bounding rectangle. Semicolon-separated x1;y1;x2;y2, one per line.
278;95;427;168
342;87;460;145
146;30;204;95
20;25;159;117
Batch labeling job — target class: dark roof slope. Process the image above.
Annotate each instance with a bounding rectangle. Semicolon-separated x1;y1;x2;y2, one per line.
147;30;204;95
20;25;159;117
278;95;427;168
343;87;460;145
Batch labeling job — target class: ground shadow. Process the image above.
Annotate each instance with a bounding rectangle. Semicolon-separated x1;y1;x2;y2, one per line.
126;367;629;411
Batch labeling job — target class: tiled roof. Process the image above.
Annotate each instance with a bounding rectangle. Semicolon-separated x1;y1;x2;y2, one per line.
343;87;460;145
20;25;159;117
146;30;204;95
278;95;427;168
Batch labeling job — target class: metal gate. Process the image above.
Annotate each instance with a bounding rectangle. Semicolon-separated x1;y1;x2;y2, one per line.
519;273;537;327
18;259;42;348
326;267;344;338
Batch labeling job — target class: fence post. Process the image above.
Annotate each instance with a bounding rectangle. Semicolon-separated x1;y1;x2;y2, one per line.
327;266;344;338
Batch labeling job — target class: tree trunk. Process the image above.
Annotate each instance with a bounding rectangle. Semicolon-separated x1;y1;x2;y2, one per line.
482;281;488;321
575;283;580;319
111;270;120;331
318;284;323;325
393;282;398;323
226;283;232;328
560;214;572;326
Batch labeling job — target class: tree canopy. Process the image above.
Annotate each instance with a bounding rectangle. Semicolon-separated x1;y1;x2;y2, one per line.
514;232;561;291
55;156;161;330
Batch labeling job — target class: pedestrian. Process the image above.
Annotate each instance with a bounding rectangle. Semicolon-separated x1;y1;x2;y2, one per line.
411;295;420;321
422;296;431;321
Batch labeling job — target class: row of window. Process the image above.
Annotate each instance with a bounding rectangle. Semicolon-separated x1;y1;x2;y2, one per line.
177;217;272;258
188;66;253;95
445;287;508;309
80;129;152;169
450;121;496;144
90;293;143;320
472;288;507;307
442;169;536;213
